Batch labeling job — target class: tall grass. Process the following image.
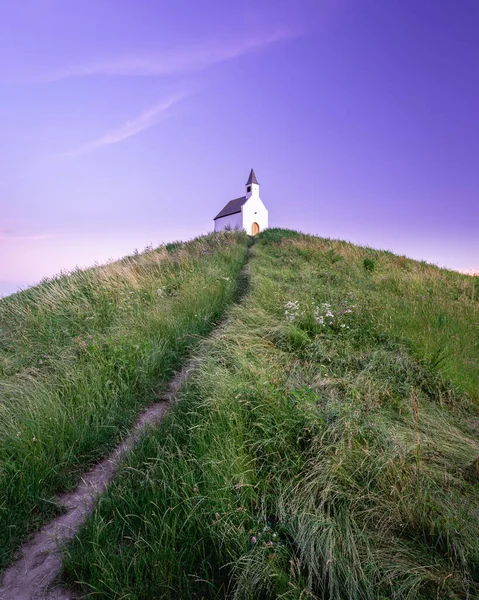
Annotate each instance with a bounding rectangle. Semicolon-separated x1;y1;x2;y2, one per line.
0;230;249;570
270;230;478;399
61;229;479;599
62;229;479;599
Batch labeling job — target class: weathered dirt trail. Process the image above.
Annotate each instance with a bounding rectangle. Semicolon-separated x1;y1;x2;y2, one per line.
0;361;195;600
0;246;252;600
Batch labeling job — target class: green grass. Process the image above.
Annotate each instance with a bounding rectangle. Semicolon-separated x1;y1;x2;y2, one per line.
0;230;249;570
260;229;478;399
61;229;479;599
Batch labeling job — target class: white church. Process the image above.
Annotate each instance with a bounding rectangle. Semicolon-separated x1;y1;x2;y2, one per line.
214;169;268;236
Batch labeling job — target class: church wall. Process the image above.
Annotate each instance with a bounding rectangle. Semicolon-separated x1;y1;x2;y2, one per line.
214;212;243;233
242;194;268;235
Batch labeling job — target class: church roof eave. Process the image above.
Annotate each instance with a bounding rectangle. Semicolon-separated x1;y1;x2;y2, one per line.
213;196;247;220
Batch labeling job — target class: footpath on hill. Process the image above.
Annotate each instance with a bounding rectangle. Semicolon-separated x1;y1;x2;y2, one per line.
59;229;479;600
0;231;251;599
0;351;217;599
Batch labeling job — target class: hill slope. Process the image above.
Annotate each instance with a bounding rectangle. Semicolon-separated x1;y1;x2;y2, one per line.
59;229;479;599
0;231;249;570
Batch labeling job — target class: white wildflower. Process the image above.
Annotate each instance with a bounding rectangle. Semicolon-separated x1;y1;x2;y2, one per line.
284;300;302;321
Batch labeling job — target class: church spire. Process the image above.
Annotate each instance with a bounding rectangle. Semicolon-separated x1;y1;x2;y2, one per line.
246;168;259;186
245;168;259;198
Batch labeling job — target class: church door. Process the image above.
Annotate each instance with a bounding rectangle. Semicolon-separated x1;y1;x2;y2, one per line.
252;222;260;236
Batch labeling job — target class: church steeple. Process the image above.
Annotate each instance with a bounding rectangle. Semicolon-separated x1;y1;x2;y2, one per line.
245;168;259;198
246;169;259;186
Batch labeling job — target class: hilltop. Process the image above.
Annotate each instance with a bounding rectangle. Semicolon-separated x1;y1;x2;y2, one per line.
1;229;478;599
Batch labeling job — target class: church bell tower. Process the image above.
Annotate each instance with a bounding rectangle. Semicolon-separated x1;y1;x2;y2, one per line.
245;168;259;199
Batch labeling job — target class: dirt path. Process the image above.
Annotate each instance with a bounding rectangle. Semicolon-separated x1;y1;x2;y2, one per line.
0;358;197;600
0;244;252;600
0;246;252;600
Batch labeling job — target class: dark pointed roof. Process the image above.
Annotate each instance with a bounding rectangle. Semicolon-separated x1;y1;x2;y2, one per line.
246;168;259;186
213;196;247;220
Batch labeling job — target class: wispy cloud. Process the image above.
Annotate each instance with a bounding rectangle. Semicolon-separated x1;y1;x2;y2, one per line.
38;29;295;81
67;93;187;156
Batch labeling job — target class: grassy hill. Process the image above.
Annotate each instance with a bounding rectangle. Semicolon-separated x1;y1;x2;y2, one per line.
1;229;478;599
58;229;478;599
0;231;249;569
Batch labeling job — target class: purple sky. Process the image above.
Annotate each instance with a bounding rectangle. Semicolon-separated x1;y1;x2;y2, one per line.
1;0;478;296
